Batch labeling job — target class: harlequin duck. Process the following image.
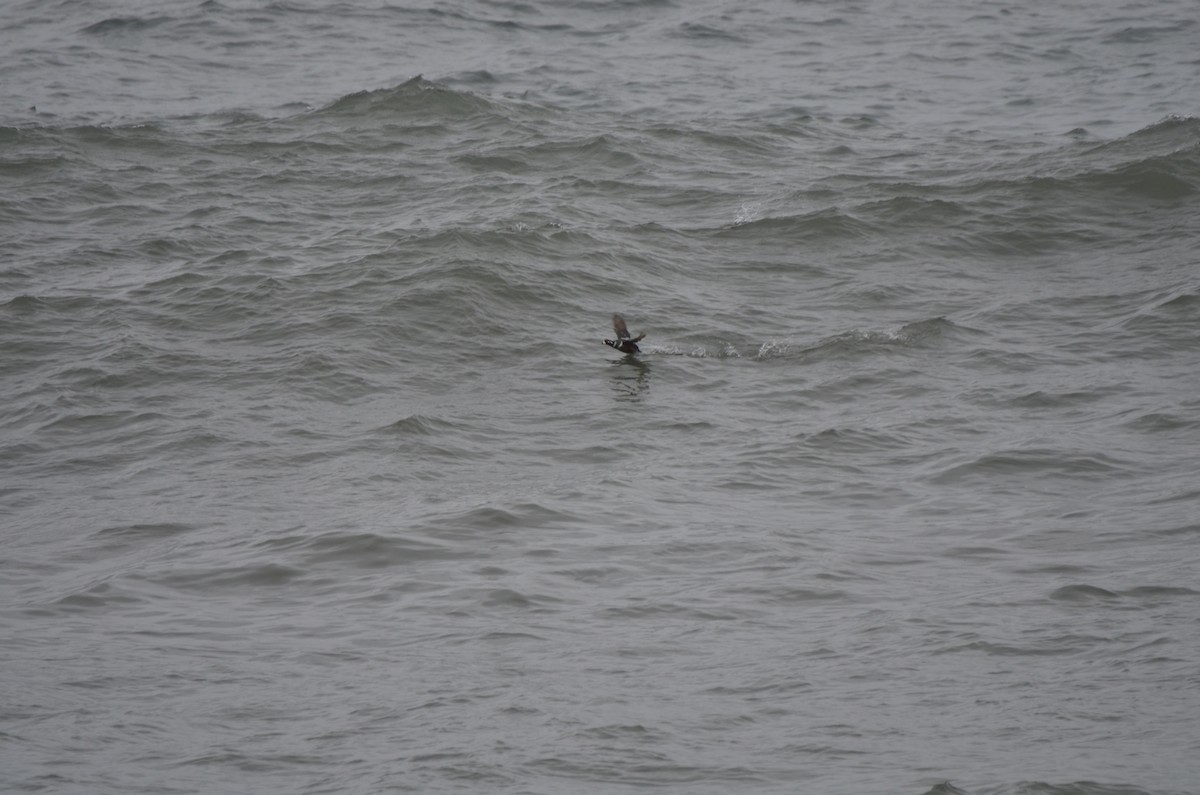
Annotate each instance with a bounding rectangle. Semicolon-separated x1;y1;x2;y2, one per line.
604;313;645;354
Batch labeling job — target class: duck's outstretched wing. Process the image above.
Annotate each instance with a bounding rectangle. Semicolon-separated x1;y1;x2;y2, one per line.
612;313;632;341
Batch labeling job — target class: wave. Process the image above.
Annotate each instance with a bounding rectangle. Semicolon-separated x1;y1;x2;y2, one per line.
715;207;876;242
1121;410;1199;434
314;75;515;123
490;132;643;170
263;529;476;569
379;414;463;437
1032;115;1200;199
857;195;970;225
941;780;1190;795
81;16;174;36
94;522;195;540
673;22;749;43
134;562;305;593
1103;20;1196;45
1048;584;1199;605
804;115;1200;257
45;580;149;614
1126;113;1200;139
1048;584;1121;602
371;415;486;462
798;425;912;453
1064;142;1192;197
926;447;1135;486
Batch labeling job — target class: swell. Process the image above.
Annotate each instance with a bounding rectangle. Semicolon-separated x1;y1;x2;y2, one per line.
806;115;1200;258
308;75;549;133
81;16;175;36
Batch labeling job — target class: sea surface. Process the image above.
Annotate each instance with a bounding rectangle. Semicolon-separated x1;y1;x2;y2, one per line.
2;1;1199;793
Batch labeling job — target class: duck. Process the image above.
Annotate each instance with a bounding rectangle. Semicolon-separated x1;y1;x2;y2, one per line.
603;313;645;354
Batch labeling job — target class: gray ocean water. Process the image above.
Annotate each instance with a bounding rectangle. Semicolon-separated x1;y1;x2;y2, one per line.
3;1;1199;793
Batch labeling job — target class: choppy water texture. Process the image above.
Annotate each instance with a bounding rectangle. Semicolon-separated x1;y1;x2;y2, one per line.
3;1;1199;793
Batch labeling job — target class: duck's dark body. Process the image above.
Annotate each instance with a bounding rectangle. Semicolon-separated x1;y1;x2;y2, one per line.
604;313;645;354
